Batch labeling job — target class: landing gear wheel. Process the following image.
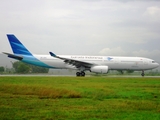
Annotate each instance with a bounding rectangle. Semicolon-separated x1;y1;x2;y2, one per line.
76;71;85;77
141;71;145;77
81;71;85;77
141;73;145;77
76;72;81;77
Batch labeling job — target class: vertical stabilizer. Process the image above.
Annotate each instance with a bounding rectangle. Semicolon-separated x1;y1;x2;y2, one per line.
7;34;32;55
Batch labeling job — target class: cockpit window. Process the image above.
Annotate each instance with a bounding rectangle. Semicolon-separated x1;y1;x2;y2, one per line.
152;61;155;63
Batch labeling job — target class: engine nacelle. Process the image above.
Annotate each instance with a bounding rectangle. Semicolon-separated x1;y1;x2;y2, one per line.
90;66;109;74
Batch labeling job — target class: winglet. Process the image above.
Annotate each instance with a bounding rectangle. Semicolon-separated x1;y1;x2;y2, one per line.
49;52;57;57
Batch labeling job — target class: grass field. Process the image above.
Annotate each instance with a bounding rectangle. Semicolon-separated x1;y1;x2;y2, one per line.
0;76;160;120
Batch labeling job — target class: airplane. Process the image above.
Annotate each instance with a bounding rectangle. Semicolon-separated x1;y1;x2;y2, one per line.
3;34;159;77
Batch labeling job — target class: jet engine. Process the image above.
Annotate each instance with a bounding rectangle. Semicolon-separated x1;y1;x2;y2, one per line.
90;66;109;74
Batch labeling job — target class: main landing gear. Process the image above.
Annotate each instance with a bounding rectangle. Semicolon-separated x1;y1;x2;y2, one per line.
141;70;145;77
76;71;85;77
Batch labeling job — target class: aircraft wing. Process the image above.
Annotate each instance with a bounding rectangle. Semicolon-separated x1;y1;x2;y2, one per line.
49;52;93;69
3;52;23;60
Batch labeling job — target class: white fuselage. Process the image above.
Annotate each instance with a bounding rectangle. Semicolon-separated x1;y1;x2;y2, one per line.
32;54;159;71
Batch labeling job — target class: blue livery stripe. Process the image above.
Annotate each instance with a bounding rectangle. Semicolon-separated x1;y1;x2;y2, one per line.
7;34;32;56
22;56;55;68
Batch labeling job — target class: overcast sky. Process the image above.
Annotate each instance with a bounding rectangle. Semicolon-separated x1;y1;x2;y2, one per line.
0;0;160;63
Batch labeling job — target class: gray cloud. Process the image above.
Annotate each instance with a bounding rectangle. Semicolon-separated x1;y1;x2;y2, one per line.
0;0;160;65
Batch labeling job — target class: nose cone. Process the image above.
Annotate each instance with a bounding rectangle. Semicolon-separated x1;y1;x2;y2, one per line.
154;62;160;68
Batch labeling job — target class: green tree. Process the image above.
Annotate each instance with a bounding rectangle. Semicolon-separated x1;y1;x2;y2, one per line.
12;61;30;73
30;65;49;73
0;66;5;73
12;61;49;73
17;62;30;73
12;61;19;72
126;70;134;74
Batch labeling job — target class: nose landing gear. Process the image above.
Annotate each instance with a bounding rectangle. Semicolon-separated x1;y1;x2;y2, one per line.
141;70;145;77
76;71;85;77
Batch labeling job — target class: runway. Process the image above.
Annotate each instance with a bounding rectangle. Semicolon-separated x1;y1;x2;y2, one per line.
0;74;160;78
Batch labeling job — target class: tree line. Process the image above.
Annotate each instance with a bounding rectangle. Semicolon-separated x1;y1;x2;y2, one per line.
0;61;49;74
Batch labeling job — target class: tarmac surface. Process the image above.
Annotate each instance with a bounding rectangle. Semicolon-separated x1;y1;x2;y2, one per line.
0;74;160;78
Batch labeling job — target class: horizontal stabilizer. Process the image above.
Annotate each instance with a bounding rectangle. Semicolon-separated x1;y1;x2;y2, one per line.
3;52;23;60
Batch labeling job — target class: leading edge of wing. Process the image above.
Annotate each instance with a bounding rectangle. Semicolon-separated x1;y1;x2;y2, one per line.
49;52;93;68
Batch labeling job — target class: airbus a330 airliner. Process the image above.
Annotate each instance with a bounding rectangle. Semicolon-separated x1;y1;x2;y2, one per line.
3;34;159;76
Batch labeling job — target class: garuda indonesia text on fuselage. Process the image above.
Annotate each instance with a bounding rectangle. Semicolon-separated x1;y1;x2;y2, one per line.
3;34;159;76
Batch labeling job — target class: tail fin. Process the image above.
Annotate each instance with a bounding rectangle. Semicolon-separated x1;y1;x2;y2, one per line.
7;34;32;56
